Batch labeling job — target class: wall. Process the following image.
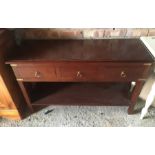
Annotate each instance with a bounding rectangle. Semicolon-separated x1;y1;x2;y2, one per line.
16;28;155;40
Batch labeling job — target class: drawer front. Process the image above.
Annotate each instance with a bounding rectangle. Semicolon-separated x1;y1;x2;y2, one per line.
56;62;150;82
12;63;57;81
11;62;151;82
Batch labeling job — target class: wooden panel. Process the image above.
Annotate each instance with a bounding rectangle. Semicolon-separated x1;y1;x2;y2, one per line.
0;29;27;120
0;109;20;120
12;63;57;82
0;75;16;109
10;62;151;82
0;30;17;111
6;39;154;63
57;62;150;82
29;82;131;107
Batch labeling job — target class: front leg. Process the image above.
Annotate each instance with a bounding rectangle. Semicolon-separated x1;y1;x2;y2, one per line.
128;80;144;114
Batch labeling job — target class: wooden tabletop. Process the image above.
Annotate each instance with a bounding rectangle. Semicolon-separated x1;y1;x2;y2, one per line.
6;39;154;63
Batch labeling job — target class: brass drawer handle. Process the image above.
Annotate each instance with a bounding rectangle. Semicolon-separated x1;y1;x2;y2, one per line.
35;71;41;78
77;71;83;78
121;71;126;78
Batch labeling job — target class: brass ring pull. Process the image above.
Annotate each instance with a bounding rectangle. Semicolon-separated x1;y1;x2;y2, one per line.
77;71;83;78
35;71;41;78
121;71;126;78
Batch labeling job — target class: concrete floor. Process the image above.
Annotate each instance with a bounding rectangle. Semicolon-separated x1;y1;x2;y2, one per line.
0;100;155;127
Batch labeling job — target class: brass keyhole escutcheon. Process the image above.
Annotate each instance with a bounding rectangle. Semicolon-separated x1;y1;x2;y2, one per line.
77;71;83;78
121;71;126;78
35;71;41;78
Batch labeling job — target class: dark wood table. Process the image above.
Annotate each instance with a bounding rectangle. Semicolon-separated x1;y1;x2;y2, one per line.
6;39;154;115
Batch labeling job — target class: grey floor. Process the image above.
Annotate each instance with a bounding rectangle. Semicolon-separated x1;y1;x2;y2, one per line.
1;100;155;127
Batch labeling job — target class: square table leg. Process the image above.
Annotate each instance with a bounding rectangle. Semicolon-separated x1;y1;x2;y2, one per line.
17;81;33;113
128;80;144;114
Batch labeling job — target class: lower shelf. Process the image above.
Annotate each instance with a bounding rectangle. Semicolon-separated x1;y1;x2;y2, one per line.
24;82;132;111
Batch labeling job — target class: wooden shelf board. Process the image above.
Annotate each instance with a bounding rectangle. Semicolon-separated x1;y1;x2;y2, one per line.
24;82;131;108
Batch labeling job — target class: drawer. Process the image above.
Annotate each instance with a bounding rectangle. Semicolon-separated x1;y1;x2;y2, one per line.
11;63;57;82
11;62;151;82
56;62;150;82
